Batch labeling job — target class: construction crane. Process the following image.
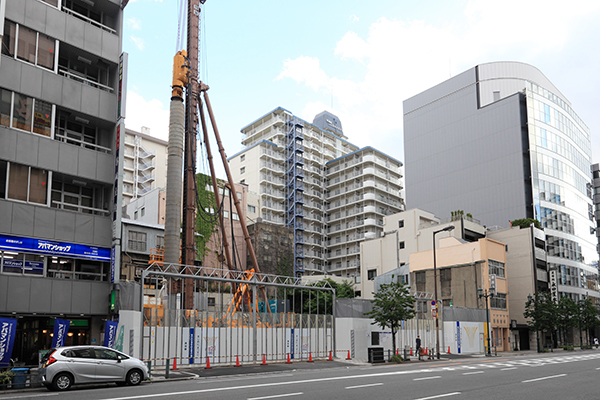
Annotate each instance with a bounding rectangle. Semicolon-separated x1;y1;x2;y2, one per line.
164;0;270;315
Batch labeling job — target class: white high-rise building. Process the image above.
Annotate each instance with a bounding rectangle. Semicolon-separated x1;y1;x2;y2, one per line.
122;127;168;204
229;107;404;279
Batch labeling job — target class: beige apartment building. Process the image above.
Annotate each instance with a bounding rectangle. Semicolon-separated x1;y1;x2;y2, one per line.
410;236;510;352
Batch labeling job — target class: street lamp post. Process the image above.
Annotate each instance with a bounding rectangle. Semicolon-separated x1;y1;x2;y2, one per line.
479;288;493;356
433;225;455;360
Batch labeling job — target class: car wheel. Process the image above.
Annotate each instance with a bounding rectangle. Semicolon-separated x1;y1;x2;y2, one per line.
52;373;73;391
126;369;143;386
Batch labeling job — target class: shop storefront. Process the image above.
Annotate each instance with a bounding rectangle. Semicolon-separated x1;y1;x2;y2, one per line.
0;233;112;365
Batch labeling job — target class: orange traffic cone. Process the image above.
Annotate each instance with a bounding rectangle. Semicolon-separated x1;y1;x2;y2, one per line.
235;355;241;367
262;354;267;365
308;352;313;362
328;350;333;361
287;353;292;364
173;357;177;370
447;346;451;354
410;347;413;356
346;350;351;360
396;348;399;355
205;356;211;369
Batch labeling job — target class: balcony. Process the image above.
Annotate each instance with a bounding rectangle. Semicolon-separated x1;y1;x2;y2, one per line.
61;0;120;35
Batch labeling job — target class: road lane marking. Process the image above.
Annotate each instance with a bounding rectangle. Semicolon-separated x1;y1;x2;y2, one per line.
248;393;303;400
0;395;59;400
346;383;384;389
414;393;461;400
500;367;518;371
99;368;434;400
413;376;441;381
522;374;566;383
462;371;484;375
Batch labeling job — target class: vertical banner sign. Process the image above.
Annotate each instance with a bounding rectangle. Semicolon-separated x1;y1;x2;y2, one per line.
189;328;194;364
0;317;17;367
111;52;127;284
103;320;119;348
51;319;70;348
549;269;559;303
456;321;461;354
290;328;294;359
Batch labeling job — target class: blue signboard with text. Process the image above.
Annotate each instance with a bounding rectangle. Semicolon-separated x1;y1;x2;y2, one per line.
0;234;110;261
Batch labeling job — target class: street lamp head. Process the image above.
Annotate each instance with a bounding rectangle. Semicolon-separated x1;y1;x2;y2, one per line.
478;287;483;297
442;225;455;232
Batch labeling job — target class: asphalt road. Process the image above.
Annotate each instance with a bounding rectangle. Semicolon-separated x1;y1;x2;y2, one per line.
3;352;600;400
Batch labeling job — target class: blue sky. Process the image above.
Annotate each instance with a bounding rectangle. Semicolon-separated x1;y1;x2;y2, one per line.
123;0;600;179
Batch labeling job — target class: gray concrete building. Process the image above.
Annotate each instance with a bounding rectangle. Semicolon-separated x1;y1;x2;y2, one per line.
404;61;598;304
0;0;126;363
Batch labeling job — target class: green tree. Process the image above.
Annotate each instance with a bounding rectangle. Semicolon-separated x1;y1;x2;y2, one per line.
556;296;578;346
524;291;557;350
299;278;355;315
511;218;541;229
579;298;600;346
365;281;416;351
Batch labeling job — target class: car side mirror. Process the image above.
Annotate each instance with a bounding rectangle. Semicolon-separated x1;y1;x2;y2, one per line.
117;356;122;363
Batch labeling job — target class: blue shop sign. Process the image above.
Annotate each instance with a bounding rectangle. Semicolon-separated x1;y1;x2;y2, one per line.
0;234;110;261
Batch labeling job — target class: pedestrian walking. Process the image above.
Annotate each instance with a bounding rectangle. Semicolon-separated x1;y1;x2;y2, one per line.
416;335;422;360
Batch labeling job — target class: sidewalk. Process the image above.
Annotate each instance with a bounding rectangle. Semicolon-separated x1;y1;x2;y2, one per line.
148;359;363;381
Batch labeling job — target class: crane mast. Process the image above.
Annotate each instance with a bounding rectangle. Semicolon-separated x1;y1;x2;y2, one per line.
165;0;270;313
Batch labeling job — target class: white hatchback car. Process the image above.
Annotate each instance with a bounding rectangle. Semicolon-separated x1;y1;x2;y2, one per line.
40;345;149;391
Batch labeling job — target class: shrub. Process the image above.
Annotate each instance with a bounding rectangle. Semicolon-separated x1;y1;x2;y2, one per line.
0;369;14;386
389;355;403;363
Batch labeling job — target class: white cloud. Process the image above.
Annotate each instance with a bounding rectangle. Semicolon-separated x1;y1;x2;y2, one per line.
124;91;169;141
131;36;145;50
349;14;359;23
276;56;330;92
126;18;142;30
335;31;368;61
276;1;600;162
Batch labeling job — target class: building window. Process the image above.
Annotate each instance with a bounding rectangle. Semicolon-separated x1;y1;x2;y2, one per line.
50;176;107;215
128;231;147;252
237;192;242;200
240;167;245;174
6;163;48;204
1;251;44;276
248;205;256;214
2;21;56;71
240;179;245;184
156;235;164;249
488;259;505;278
367;269;377;280
415;270;426;292
398;220;404;228
240;154;245;162
399;241;405;249
134;211;138;220
232;213;239;221
141;207;145;217
0;88;53;137
490;293;507;310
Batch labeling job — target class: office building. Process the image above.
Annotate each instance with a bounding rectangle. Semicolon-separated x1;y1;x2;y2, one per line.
228;108;404;279
0;0;126;362
404;61;598;302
